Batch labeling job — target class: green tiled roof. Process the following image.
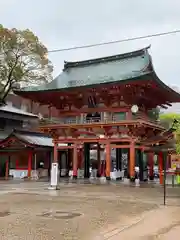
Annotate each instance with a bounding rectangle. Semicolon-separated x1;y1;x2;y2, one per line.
17;46;152;92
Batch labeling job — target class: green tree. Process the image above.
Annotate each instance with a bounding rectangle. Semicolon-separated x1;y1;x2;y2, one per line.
172;119;180;154
159;113;180;121
159;113;180;128
0;25;53;104
176;129;180;154
159;113;180;154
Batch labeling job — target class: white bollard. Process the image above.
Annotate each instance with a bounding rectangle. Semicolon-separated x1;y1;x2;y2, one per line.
48;163;59;190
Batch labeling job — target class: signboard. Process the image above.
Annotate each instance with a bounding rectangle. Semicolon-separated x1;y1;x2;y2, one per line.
171;154;180;170
50;163;59;187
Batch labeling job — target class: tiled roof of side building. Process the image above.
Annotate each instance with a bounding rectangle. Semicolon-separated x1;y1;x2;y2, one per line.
15;133;68;147
0;129;68;148
0;104;38;118
0;130;12;140
14;46;152;92
16;133;54;147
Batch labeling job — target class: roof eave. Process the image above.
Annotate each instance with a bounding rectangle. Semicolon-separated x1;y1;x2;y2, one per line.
14;72;153;97
0;110;39;119
151;71;180;102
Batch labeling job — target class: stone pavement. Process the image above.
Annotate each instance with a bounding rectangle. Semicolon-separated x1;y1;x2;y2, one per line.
0;180;179;239
97;206;180;239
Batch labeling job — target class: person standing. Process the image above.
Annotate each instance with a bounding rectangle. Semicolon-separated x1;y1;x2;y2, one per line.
38;161;44;179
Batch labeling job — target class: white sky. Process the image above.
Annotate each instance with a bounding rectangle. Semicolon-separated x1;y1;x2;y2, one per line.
1;0;180;88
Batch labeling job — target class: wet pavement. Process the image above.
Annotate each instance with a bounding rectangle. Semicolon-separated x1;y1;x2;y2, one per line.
0;180;180;239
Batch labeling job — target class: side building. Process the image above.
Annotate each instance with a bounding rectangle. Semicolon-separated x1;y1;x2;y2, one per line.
0;104;53;179
6;94;59;119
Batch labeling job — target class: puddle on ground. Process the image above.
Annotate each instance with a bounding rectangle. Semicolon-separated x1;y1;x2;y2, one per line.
39;211;82;220
0;211;11;217
11;192;39;196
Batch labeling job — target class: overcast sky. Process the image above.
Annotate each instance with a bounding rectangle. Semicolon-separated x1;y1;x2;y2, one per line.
1;0;180;87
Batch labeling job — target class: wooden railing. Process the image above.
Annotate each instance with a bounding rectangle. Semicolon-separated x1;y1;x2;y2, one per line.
132;113;161;125
40;116;163;127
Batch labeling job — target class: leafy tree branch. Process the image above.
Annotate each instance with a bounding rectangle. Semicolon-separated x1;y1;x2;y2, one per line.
0;24;53;105
159;113;180;154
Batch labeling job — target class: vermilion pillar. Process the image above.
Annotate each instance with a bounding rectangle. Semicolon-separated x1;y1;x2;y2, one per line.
148;152;154;180
97;143;101;177
129;143;135;181
78;148;83;169
28;151;33;178
158;151;163;184
73;143;78;178
105;142;111;180
5;159;9;179
53;143;58;163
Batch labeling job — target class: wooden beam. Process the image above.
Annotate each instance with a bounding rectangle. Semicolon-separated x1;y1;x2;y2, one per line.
57;146;74;149
57;106;130;116
54;137;136;143
17;77;177;108
110;144;143;149
165;102;172;107
110;144;131;148
141;85;174;108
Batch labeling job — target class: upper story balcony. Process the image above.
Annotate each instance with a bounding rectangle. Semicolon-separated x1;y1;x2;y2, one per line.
40;111;164;130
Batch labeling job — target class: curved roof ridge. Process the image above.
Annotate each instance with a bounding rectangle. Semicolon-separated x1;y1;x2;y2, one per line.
63;45;151;70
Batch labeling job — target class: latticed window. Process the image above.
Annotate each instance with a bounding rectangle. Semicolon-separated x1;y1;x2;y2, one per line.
113;112;126;121
64;116;77;124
